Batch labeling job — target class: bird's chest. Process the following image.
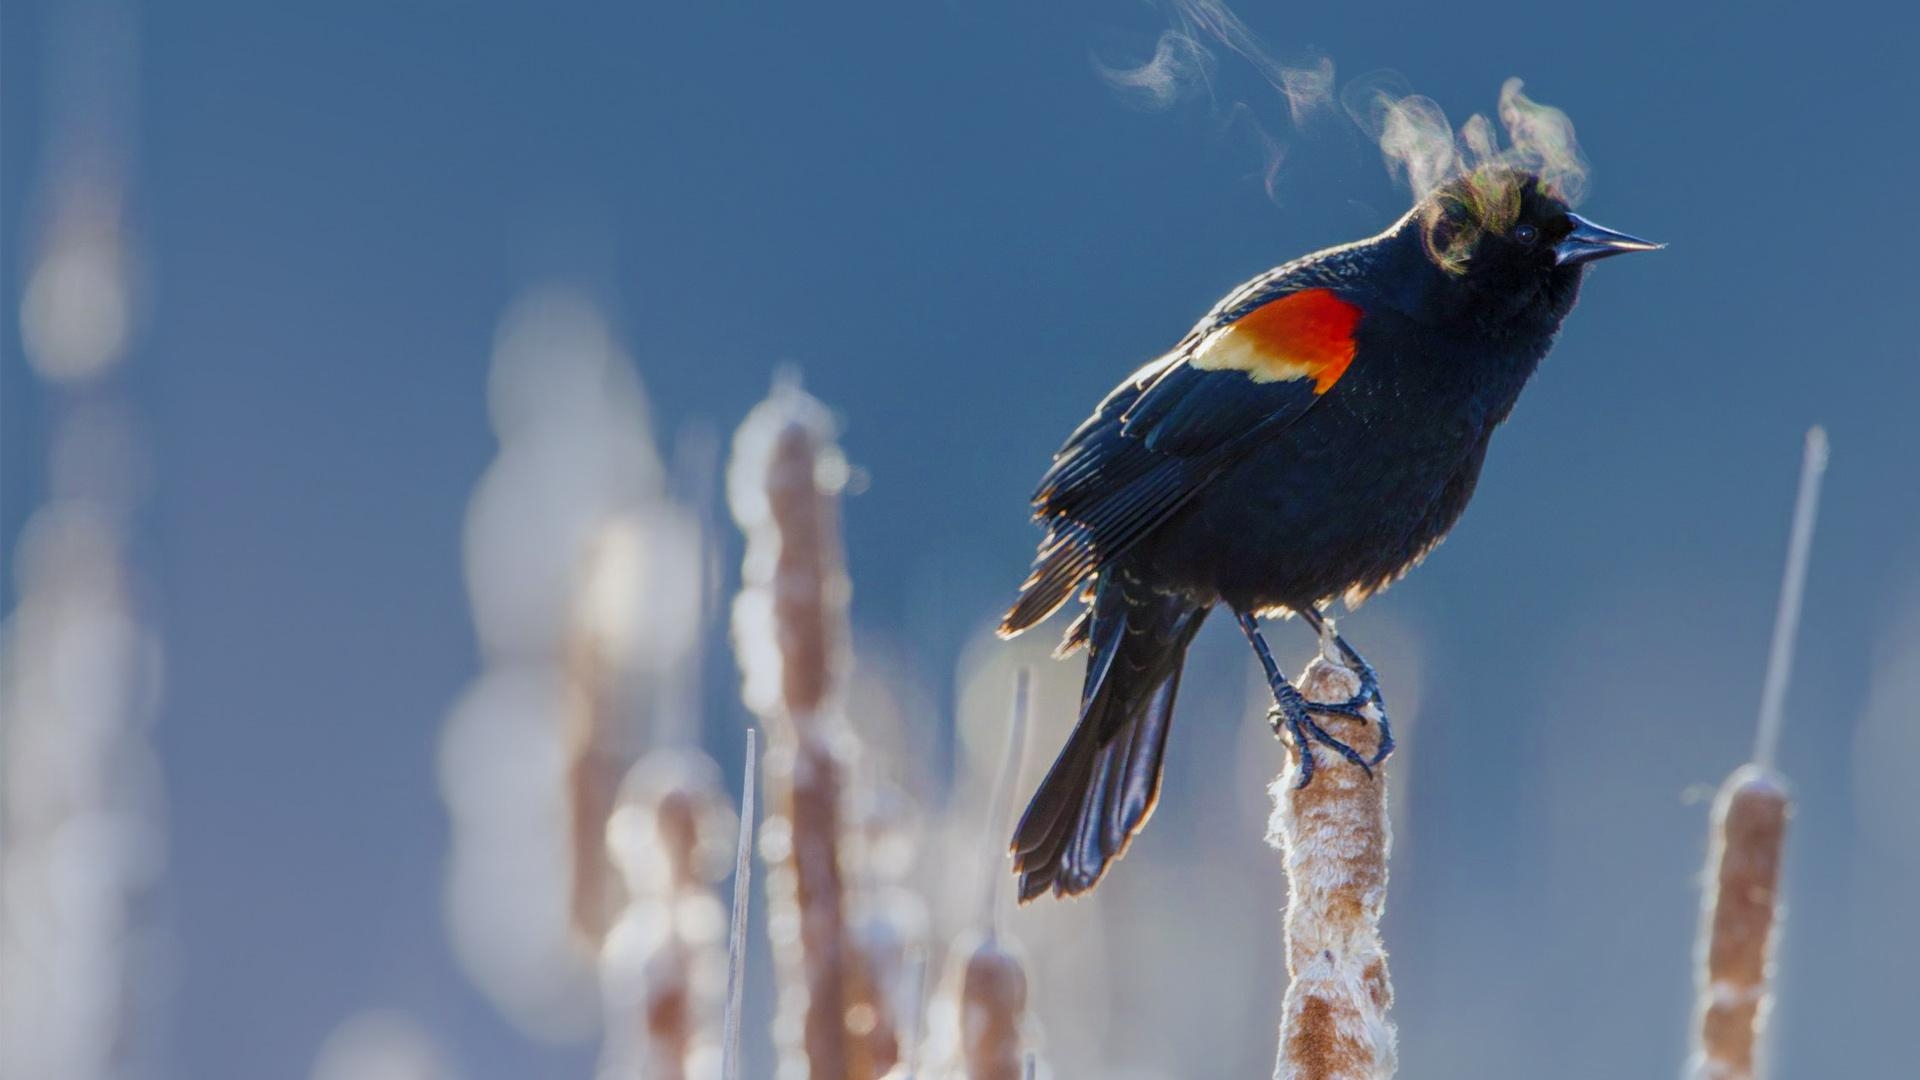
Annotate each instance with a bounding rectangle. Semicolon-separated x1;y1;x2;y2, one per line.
1305;333;1524;497
1168;335;1540;605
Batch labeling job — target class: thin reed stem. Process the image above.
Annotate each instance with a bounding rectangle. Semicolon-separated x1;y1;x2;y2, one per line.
1753;427;1827;769
722;730;758;1080
981;669;1031;938
948;671;1035;1080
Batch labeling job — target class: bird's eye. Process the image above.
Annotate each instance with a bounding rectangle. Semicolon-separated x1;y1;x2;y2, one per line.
1514;224;1539;245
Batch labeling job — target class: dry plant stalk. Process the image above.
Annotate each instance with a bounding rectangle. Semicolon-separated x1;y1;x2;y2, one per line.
1688;767;1789;1080
1266;650;1396;1080
730;382;885;1079
722;730;759;1080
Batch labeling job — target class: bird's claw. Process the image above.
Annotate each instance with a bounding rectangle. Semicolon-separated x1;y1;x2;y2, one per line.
1317;674;1396;767
1267;686;1375;788
1240;610;1395;786
1311;619;1395;768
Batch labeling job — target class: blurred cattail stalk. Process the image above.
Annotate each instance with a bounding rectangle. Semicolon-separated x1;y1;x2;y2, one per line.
598;750;739;1079
729;379;888;1079
956;934;1028;1080
1266;646;1396;1080
443;285;701;1041
1686;428;1824;1080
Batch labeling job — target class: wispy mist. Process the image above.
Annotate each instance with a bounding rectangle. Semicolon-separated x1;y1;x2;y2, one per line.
1095;1;1335;200
1098;2;1590;208
1096;29;1216;111
1347;77;1590;204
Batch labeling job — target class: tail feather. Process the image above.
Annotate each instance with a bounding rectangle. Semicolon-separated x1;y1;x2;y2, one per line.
1011;570;1206;901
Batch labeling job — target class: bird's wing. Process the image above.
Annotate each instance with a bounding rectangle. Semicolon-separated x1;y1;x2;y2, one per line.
1000;276;1366;637
1123;283;1362;454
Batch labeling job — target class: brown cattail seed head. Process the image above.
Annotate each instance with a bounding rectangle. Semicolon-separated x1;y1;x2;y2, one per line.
959;935;1028;1080
1267;655;1396;1080
727;380;875;1080
599;750;738;1080
607;750;740;897
1689;765;1790;1080
727;381;851;728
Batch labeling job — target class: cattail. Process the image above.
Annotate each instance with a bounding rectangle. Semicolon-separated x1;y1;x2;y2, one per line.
956;935;1029;1080
978;675;1037;1078
598;749;739;1079
930;672;1034;1080
1690;767;1789;1080
1687;428;1825;1080
594;415;734;1078
1266;634;1396;1080
729;377;882;1079
444;287;685;1040
568;495;707;945
729;378;850;724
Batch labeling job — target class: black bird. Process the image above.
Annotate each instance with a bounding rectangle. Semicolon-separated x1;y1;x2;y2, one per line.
998;167;1660;901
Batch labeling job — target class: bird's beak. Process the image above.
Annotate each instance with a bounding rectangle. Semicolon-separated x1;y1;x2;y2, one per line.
1554;213;1665;267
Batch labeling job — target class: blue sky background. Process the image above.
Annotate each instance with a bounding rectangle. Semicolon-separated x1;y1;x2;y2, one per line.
5;2;1918;1077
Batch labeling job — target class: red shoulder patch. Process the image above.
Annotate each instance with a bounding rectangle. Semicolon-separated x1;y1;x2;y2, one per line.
1190;288;1362;394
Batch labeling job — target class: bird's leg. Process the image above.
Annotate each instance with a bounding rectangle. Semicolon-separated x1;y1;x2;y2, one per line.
1236;612;1373;787
1297;608;1395;767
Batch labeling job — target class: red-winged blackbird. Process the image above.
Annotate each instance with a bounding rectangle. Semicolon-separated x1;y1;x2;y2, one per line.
998;167;1660;901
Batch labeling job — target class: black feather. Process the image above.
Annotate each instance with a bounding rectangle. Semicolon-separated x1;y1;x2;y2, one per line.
1000;258;1363;639
1011;569;1208;900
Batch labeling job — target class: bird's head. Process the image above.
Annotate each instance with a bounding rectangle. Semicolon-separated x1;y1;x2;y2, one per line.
1413;165;1661;325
